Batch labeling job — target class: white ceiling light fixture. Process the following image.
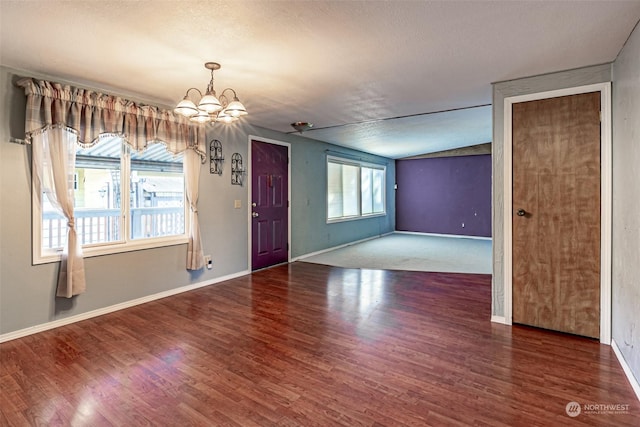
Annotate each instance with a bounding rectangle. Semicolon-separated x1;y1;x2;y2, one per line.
174;62;248;124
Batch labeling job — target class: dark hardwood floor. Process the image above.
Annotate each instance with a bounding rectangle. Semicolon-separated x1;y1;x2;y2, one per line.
1;262;638;426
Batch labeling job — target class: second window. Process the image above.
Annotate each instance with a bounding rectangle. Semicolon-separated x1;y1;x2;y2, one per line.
327;156;385;222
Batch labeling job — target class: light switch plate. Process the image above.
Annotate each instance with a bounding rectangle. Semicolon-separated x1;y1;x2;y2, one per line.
234;200;241;209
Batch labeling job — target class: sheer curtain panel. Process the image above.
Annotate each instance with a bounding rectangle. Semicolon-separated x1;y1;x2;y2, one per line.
184;148;205;270
32;127;86;297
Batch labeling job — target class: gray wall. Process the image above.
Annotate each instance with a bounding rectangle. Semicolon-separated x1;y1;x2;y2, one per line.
0;67;395;335
250;127;396;258
491;63;612;318
612;24;640;384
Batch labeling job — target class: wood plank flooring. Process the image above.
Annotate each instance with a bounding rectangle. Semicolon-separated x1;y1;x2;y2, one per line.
1;262;638;426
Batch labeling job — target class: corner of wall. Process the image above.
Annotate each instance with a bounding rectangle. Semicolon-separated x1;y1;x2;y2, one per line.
611;19;640;392
491;64;613;318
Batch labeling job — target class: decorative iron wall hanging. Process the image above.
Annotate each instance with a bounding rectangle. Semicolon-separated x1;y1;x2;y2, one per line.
231;153;245;186
209;139;224;175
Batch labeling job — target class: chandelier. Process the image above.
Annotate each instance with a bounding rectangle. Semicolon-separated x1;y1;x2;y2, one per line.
174;62;247;124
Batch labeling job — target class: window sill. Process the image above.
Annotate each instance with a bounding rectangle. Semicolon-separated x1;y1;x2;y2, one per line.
327;212;386;224
33;235;189;265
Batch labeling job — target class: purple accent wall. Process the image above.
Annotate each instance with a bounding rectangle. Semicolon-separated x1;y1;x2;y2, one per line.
396;154;492;237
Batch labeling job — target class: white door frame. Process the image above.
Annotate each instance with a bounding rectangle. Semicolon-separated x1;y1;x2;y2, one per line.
247;136;292;271
503;82;612;344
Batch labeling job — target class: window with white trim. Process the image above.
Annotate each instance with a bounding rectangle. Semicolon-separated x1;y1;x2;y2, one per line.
327;156;386;222
36;135;186;263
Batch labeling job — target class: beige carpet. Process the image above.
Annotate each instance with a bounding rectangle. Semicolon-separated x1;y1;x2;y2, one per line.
300;232;492;274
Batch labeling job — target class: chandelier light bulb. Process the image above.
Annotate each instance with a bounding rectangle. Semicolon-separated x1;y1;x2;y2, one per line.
198;92;222;113
189;109;211;123
224;98;247;117
174;96;199;117
216;110;237;124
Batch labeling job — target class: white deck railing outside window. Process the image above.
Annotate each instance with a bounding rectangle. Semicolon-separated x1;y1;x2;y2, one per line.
43;207;185;249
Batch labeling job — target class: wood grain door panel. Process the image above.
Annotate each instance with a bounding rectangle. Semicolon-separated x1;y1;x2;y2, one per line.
512;92;601;338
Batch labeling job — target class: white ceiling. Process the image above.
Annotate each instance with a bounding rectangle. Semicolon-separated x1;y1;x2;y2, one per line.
1;1;639;158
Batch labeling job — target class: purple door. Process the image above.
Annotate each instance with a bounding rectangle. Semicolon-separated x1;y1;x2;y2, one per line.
251;140;289;270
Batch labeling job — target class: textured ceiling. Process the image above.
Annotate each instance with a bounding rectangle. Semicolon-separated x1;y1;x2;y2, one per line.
1;1;639;158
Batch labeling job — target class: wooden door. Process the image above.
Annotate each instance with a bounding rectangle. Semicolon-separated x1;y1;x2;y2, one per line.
251;141;289;271
512;92;601;338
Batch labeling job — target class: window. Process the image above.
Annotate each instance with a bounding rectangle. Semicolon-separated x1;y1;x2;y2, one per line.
36;135;186;263
327;156;386;222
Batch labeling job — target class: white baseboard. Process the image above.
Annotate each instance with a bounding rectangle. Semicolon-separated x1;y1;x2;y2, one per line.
0;270;250;344
611;338;640;402
291;232;394;262
394;231;492;241
491;315;507;324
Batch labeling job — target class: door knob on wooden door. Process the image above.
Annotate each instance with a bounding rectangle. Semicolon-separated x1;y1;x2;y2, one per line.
252;212;259;218
516;209;526;217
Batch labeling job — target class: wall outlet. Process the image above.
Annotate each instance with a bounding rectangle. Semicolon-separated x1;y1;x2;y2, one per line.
234;199;241;209
204;255;213;270
462;222;465;228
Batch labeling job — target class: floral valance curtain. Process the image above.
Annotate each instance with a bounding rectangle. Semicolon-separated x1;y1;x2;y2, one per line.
17;78;207;156
18;77;207;298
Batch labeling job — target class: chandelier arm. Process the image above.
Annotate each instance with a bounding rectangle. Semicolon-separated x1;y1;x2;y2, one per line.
185;87;204;99
220;88;239;99
218;93;230;109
